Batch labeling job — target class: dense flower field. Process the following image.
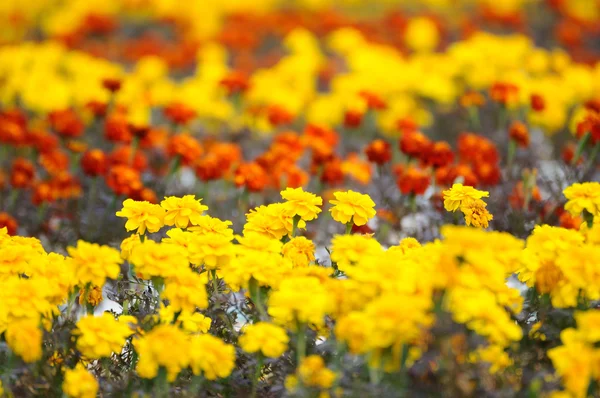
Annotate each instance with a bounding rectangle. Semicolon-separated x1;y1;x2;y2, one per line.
1;0;600;397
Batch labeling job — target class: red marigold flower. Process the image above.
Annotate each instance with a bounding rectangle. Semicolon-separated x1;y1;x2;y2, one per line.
105;165;142;197
0;212;18;235
365;139;392;165
344;110;363;129
48;109;84;138
509;121;530;147
10;158;35;189
81;149;108;177
530;94;545;112
166;133;203;166
164;102;197;126
396;166;430;195
399;130;432;160
104;115;133;144
109;145;148;172
234;162;269;192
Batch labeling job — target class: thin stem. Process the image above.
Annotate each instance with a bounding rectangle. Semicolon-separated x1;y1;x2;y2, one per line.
345;222;353;235
296;322;307;365
251;354;263;398
211;269;219;294
572;132;590;165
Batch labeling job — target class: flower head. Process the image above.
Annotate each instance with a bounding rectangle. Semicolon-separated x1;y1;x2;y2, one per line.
63;364;99;398
160;195;208;228
73;313;134;359
116;199;165;235
563;182;600;218
442;183;489;212
460;199;493;228
67;241;122;286
329;190;376;226
239;322;289;358
280;187;323;221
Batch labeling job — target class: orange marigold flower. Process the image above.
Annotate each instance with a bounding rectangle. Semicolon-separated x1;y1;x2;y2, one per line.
490;82;519;106
449;164;479;187
509;121;529;147
26;129;59;153
39;150;70;176
85;100;108;118
50;172;82;200
219;71;250;95
426;141;454;168
48;109;84;138
0;212;18;235
474;161;501;186
195;154;224;182
164;102;197;126
267;105;294;127
397;166;430;195
400;130;432;159
396;117;418;133
32;182;55;206
81;149;108;177
559;211;583;230
365;139;392;165
109;145;148;172
106;165;143;197
166;133;203;167
104;115;132;144
0;115;26;146
320;158;344;186
344;110;363;129
234;162;269;192
10;158;35;188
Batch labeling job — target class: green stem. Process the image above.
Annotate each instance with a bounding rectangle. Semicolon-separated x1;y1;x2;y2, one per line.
210;269;219;294
291;215;300;237
572;132;590;165
507;139;517;175
296;322;307;365
249;279;268;320
345;222;353;235
251;355;263;398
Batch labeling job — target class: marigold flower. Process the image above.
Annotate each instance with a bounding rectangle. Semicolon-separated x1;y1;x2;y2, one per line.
219;70;250;95
160;195;208;228
48;109;84;138
239;322;289;358
73;313;134;359
397;167;430;196
365;139;392;165
80;149;108;176
63;364;99;398
282;237;316;268
102;78;122;93
268;276;333;327
460;199;493;228
400;130;432;159
359;90;386;110
280;187;322;221
78;285;103;307
189;334;236;380
116;198;165;235
129;240;189;280
442;183;489;212
164;102;197;126
195;154;224;181
104;115;132;144
5;319;42;363
344;110;363;128
67;240;123;287
162;269;208;312
134;324;190;381
166;133;203;166
234;162;269;192
490;82;519;106
109;145;148;172
329;190;376;226
296;355;336;389
426;141;454;168
106;165;142;197
563;182;600;218
0;212;18;235
10;158;35;188
530;93;545;111
509;121;529;147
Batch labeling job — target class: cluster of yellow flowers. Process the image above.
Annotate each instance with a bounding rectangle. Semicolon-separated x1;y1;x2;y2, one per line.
1;180;600;396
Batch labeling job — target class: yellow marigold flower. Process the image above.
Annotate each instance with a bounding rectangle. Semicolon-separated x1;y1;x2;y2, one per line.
27;252;76;305
335;312;372;354
280;187;323;221
5;319;42;363
442;183;489;212
189;334;236;380
460;198;493;228
282;237;316;267
129;240;189;280
221;251;292;291
244;203;305;240
236;232;283;254
73;313;134;359
160;195;208;228
116;199;165;235
563;182;600;218
162;269;208;312
188;215;233;239
573;311;600;343
388;237;422;255
134;324;190;381
120;234;141;261
548;329;594;397
158;306;211;334
187;232;234;270
67;240;122;287
78;286;103;307
329;190;376;226
0;277;54;329
63;364;99;398
330;234;382;271
297;355;336;389
268;276;333;327
239;322;289;358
